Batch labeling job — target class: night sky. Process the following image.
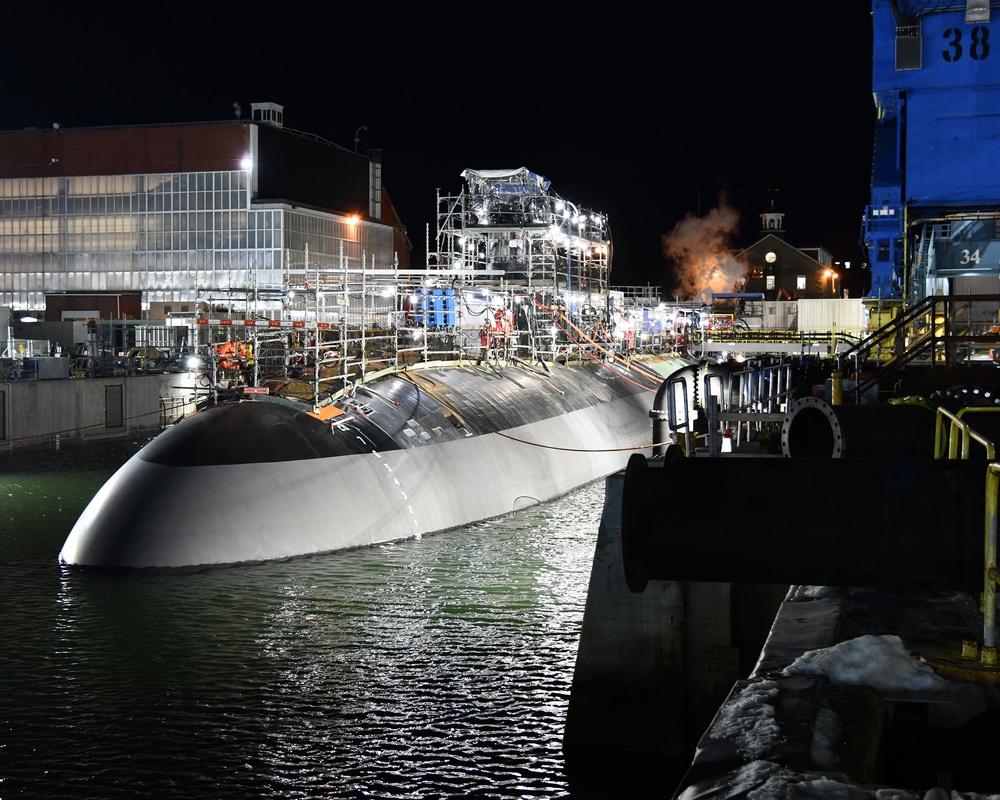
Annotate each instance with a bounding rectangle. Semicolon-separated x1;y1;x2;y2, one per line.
3;5;876;296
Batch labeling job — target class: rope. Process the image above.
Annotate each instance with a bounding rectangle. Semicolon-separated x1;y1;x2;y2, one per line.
6;404;175;444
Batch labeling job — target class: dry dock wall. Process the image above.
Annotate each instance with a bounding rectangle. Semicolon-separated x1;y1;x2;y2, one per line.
0;374;196;453
563;471;787;790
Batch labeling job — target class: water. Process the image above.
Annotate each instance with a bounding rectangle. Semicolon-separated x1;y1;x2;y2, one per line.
0;442;615;799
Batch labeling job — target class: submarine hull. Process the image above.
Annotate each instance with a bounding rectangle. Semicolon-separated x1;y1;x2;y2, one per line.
60;360;673;570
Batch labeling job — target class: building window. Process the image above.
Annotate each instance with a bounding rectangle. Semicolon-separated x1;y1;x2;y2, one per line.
796;275;806;291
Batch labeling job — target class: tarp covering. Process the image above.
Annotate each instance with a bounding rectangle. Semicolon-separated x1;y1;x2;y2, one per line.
460;168;550;196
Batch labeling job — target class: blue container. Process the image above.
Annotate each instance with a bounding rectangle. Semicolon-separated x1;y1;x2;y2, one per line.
443;289;456;327
431;289;444;327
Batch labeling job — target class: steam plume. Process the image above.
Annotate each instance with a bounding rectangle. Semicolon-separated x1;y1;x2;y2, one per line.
662;199;747;301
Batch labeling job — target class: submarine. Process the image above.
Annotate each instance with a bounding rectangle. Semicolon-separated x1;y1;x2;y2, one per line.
58;165;697;571
59;353;689;571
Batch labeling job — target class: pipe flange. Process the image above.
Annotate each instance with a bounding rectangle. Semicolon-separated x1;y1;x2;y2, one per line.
781;396;844;458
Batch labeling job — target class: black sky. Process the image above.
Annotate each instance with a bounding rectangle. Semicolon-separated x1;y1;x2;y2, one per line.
3;4;876;293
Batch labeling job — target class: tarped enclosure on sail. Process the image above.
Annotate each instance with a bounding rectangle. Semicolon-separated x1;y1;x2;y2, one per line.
460;168;551;196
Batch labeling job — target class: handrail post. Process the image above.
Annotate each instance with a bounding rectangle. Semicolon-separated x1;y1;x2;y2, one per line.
984;464;1000;664
938;404;1000;664
830;369;843;406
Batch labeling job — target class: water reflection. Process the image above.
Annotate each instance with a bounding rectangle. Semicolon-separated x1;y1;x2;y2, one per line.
4;445;606;798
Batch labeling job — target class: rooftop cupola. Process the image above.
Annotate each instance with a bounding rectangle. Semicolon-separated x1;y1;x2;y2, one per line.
759;197;785;240
251;102;284;128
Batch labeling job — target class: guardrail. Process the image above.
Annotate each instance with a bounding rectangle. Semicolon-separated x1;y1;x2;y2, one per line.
983;465;1000;667
937;405;1000;667
843;294;1000;403
658;360;795;455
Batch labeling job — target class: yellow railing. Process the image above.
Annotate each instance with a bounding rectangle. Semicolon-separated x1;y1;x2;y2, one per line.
983;465;1000;666
936;406;1000;666
934;406;999;460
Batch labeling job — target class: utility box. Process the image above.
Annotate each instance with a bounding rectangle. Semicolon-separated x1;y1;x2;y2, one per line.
763;300;798;330
26;357;71;379
798;299;867;335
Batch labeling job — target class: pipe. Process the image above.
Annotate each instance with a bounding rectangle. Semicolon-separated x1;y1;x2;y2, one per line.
780;396;940;458
830;370;842;406
621;452;986;594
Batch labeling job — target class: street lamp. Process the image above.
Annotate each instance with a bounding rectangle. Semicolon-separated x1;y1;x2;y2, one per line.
826;269;839;298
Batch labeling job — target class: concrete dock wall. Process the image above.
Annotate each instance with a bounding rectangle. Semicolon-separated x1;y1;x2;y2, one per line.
563;471;787;791
0;374;197;454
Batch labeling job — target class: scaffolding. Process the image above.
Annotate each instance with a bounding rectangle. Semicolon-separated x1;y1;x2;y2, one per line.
40;170;643;407
179;260;622;411
429;168;612;302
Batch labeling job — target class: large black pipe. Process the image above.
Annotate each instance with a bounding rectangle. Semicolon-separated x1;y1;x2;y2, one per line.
621;451;986;594
780;397;941;458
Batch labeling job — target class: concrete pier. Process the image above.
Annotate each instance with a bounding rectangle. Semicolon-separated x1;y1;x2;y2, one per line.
563;471;786;789
0;373;196;454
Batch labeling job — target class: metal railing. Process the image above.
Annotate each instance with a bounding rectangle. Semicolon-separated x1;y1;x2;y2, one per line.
934;406;1000;460
936;405;1000;667
659;360;795;456
842;294;1000;403
722;363;794;444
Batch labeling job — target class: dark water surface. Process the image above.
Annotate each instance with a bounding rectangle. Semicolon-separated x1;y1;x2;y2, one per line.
0;442;617;799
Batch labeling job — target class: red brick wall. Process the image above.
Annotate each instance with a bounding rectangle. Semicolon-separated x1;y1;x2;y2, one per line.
0;123;251;179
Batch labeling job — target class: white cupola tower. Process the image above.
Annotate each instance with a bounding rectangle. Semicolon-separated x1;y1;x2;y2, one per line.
759;197;785;240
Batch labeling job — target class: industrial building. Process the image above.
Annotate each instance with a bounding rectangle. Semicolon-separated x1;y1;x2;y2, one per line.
0;102;410;322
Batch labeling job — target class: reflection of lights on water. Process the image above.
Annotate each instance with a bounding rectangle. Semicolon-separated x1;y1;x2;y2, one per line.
41;462;610;795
